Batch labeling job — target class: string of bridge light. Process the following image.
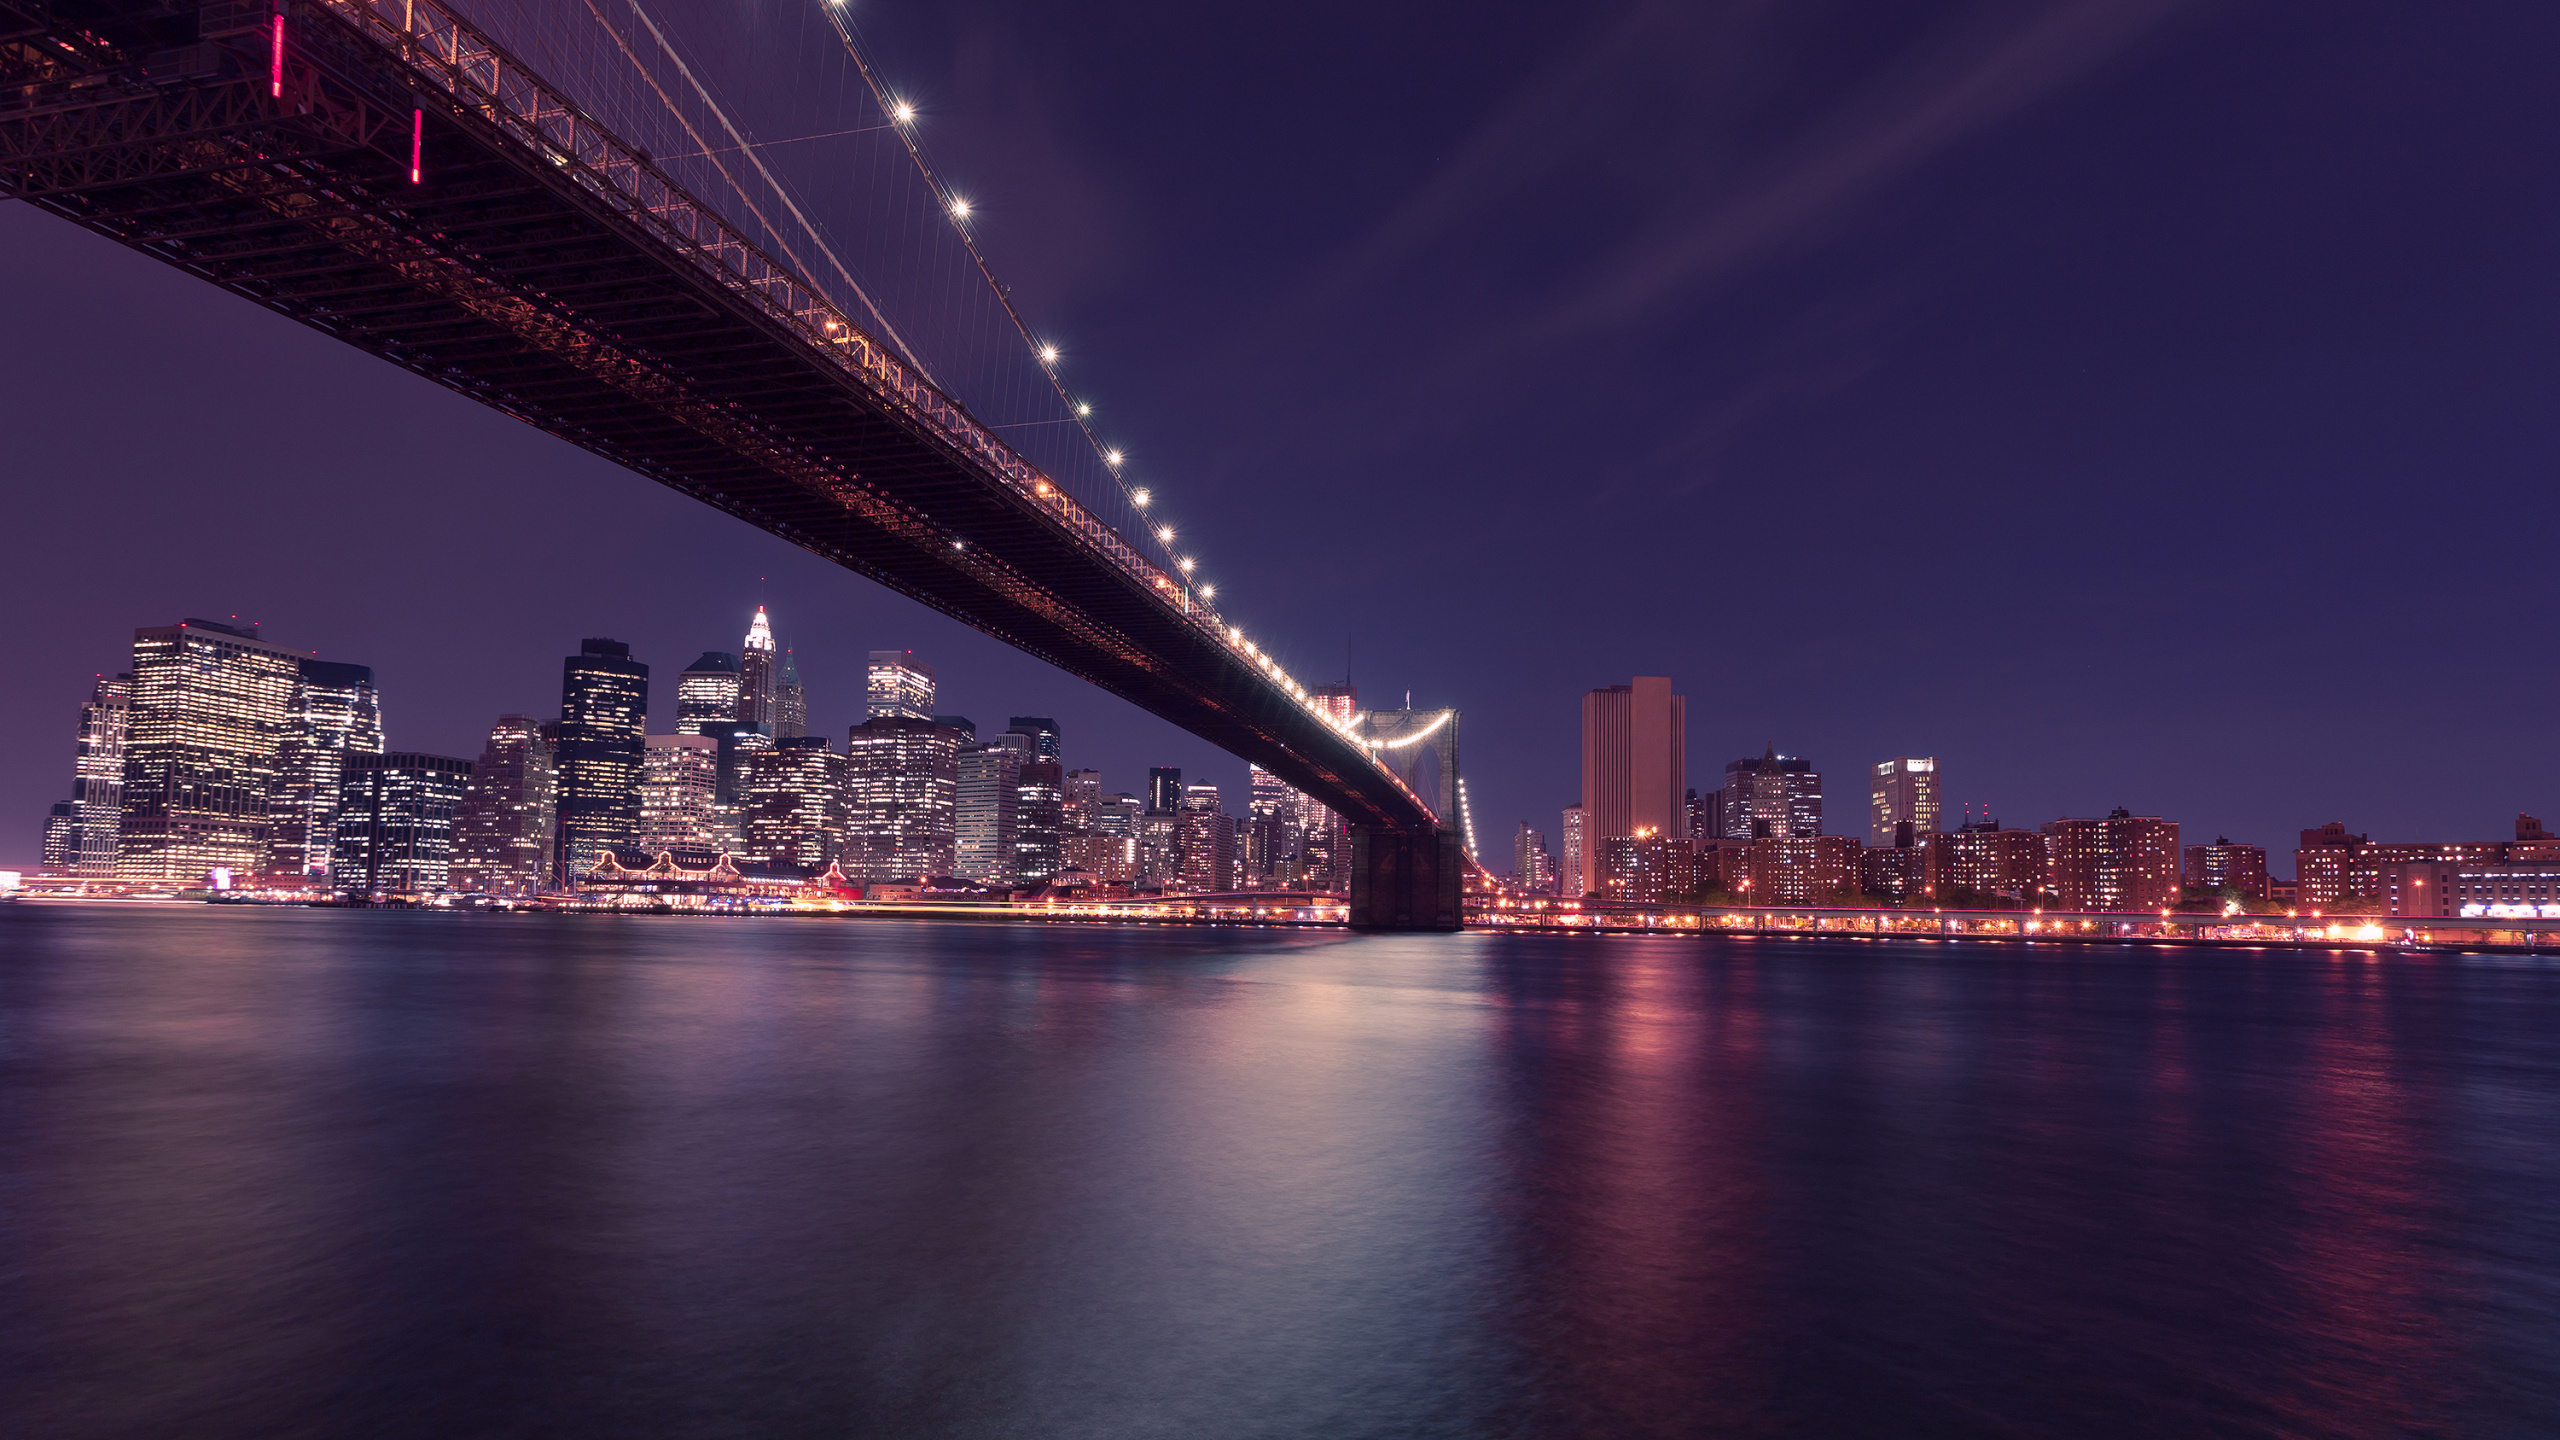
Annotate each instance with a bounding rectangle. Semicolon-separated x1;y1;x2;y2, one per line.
807;0;1361;735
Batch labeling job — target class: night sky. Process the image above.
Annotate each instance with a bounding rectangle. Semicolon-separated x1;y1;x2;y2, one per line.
4;0;2557;872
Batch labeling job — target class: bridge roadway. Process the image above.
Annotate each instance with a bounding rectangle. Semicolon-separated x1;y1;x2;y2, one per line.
0;0;1462;926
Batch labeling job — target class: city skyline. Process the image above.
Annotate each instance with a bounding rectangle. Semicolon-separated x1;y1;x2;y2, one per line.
5;4;2556;874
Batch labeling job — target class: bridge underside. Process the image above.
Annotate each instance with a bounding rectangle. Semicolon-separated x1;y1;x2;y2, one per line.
1;0;1458;906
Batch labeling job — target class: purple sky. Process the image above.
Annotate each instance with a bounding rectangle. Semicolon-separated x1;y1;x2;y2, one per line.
5;0;2558;872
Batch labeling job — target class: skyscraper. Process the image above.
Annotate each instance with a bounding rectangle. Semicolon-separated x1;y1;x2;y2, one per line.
41;803;76;875
1014;760;1064;884
775;650;807;740
1561;804;1587;897
1005;716;1061;762
1063;769;1102;836
116;619;303;881
450;715;556;895
1870;757;1941;849
556;638;649;882
1719;749;1822;840
1177;783;1237;892
845;715;959;881
744;736;848;868
1147;766;1183;815
1581;678;1686;866
956;742;1023;883
641;734;721;852
867;650;934;720
1515;822;1556;895
331;752;473;894
269;658;384;878
66;674;130;877
738;605;779;732
677;651;742;734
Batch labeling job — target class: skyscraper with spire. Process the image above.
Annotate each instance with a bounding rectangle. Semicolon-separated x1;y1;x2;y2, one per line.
737;605;778;732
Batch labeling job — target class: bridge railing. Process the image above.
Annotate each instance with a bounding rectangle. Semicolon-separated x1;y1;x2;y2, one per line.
299;0;1434;824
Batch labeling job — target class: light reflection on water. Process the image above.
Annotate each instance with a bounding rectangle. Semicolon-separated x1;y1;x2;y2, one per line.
3;907;2557;1437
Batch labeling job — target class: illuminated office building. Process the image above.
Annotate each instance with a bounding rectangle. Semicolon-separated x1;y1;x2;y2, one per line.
1869;757;1940;849
41;803;75;875
1515;822;1556;895
1717;749;1821;840
743;736;847;869
331;752;473;894
1583;679;1687;882
1005;716;1061;762
846;715;958;881
956;742;1023;883
738;605;779;731
450;715;555;895
556;638;649;882
59;673;131;877
1063;769;1102;836
1147;766;1183;815
116;619;303;882
1015;760;1064;884
1177;783;1236;892
1561;804;1587;897
677;652;741;735
641;734;721;852
269;659;384;878
867;650;935;721
775;650;807;739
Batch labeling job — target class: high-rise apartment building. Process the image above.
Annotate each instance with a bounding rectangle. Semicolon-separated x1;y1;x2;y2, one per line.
955;742;1023;883
1582;679;1686;872
1063;769;1102;836
1015;760;1064;884
845;715;958;881
775;650;807;739
1599;832;1698;903
556;638;649;881
1718;749;1821;840
1561;804;1587;897
677;652;742;734
738;606;779;732
269;659;384;878
450;715;556;895
117;619;303;881
331;752;473;894
66;673;131;877
641;734;721;852
744;736;847;869
1921;821;2046;903
867;650;934;721
1177;783;1237;892
2184;838;2270;899
1869;757;1940;849
1743;835;1862;905
2043;810;2180;911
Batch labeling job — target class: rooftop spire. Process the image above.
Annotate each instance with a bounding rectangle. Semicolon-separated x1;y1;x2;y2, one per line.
743;604;774;653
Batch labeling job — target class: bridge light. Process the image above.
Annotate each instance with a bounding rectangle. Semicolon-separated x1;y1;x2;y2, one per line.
892;102;914;122
1039;345;1059;363
1179;558;1196;573
1156;525;1174;543
1077;403;1091;417
1201;584;1216;598
1106;450;1124;467
949;198;971;218
1131;488;1149;507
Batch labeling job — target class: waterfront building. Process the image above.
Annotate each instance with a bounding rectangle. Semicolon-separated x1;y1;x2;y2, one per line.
738;606;779;732
1015;760;1064;884
1582;680;1687;871
1869;757;1941;849
2042;810;2180;911
867;650;934;720
2391;862;2560;919
1859;844;1927;900
41;803;75;875
1062;833;1138;885
450;715;556;895
59;673;132;877
677;651;742;735
1177;783;1237;892
641;735;721;852
1138;810;1180;886
2293;822;2510;910
331;752;473;894
1561;804;1587;897
2184;838;2270;898
955;742;1023;883
775;650;807;739
556;638;649;882
845;715;958;881
1743;835;1862;905
268;658;384;879
743;736;847;869
1514;822;1556;895
116;619;303;882
1922;822;2048;903
1598;830;1695;903
1719;749;1821;840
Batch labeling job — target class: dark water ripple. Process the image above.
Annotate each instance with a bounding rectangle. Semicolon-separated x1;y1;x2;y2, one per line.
3;905;2557;1438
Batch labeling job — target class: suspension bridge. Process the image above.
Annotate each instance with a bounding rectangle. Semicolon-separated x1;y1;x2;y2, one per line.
0;0;1466;927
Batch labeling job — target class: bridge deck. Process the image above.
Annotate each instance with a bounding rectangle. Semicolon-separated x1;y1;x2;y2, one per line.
1;0;1439;833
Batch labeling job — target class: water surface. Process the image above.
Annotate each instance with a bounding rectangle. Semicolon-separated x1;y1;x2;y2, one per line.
4;906;2557;1437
